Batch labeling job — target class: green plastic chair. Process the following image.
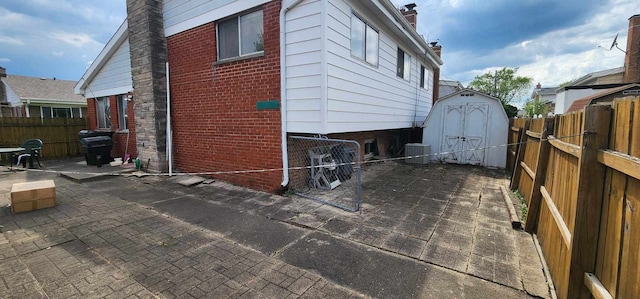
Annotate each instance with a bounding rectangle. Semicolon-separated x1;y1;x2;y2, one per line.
17;139;43;168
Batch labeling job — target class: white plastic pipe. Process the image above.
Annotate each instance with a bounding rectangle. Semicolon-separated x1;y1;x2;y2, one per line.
280;0;305;187
166;62;172;176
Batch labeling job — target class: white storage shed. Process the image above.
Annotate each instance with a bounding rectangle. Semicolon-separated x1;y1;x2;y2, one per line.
422;89;508;168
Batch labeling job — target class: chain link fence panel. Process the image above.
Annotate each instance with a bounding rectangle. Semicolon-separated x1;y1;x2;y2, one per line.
288;136;361;212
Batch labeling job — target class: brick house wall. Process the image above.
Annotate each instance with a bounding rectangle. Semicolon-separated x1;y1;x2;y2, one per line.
166;1;282;192
86;96;138;159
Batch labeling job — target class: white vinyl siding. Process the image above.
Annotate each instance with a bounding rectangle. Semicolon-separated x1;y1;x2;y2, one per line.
85;38;132;98
324;0;433;133
284;0;323;133
163;0;271;37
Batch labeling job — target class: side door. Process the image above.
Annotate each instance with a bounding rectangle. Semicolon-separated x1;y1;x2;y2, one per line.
440;105;465;163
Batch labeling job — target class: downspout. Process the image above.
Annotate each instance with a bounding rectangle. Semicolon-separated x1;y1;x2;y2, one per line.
166;62;172;176
280;0;305;187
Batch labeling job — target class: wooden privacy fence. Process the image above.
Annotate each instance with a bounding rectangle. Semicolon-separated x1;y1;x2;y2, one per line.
509;96;640;299
0;117;87;159
507;118;529;172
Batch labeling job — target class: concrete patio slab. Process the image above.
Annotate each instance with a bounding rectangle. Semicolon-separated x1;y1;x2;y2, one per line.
0;161;552;298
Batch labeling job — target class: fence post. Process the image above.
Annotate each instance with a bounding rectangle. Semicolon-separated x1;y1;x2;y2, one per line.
524;117;555;233
510;120;530;190
567;105;611;299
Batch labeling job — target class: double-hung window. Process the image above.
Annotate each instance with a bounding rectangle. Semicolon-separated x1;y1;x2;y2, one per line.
217;9;264;61
397;48;411;80
96;97;111;129
350;14;379;66
117;95;128;130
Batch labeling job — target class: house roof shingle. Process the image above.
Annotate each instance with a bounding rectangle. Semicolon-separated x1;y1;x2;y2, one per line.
4;75;86;104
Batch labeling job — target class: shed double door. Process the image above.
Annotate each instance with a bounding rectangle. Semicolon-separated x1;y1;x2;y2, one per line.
440;103;489;165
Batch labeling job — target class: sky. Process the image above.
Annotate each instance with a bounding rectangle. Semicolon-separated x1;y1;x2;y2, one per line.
0;0;638;103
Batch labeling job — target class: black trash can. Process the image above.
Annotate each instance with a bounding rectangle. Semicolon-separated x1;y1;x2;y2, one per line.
332;144;356;181
80;136;113;166
78;130;114;155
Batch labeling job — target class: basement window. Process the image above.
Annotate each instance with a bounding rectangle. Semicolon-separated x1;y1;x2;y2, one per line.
217;9;264;61
350;13;379;66
397;48;411;80
364;139;376;160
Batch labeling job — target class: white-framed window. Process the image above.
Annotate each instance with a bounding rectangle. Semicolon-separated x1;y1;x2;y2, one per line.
96;97;111;129
397;48;411;80
40;107;82;118
350;13;379;66
420;65;428;89
217;9;264;61
117;95;128;130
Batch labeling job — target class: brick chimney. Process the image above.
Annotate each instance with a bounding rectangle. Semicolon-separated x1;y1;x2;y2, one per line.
126;0;167;171
536;82;542;89
0;66;6;104
624;14;640;83
401;3;418;29
431;42;441;104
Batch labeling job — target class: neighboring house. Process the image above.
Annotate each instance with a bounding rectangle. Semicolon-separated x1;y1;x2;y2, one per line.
76;0;443;192
74;22;137;161
565;83;640;113
555;84;627;114
439;80;464;99
554;15;640;114
531;82;558;112
0;67;86;118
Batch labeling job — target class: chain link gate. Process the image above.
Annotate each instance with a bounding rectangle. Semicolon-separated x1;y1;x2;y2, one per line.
288;136;361;212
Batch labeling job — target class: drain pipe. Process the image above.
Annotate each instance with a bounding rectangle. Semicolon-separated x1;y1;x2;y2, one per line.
280;0;304;188
166;62;172;176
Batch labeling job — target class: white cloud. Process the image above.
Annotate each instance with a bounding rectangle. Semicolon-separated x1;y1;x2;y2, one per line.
0;36;24;45
52;32;100;48
52;51;64;57
446;0;634;89
0;58;11;62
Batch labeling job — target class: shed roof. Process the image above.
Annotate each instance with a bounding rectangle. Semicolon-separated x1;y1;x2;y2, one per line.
565;83;640;113
3;75;86;104
424;88;507;127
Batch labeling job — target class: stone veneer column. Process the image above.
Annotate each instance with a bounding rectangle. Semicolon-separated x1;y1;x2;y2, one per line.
126;0;167;171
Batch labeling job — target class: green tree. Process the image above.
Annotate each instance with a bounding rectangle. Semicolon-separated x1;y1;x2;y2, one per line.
468;67;533;107
523;95;546;118
504;104;519;118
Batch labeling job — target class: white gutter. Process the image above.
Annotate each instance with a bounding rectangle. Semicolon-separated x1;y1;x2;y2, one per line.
166;62;173;176
280;0;305;188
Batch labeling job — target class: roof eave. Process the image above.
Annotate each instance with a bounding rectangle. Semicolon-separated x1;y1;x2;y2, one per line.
376;0;443;68
75;20;129;95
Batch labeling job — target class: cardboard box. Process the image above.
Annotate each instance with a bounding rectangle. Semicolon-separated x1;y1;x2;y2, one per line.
11;180;56;213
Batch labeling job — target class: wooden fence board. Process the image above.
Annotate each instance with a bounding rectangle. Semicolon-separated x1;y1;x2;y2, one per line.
548;137;581;158
567;105;611;299
615;97;640;298
0;117;87;160
524;118;554;232
594;99;632;298
584;273;613;299
502;97;640;298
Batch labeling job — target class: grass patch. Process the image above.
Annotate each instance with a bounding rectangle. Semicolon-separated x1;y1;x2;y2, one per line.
513;190;527;221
